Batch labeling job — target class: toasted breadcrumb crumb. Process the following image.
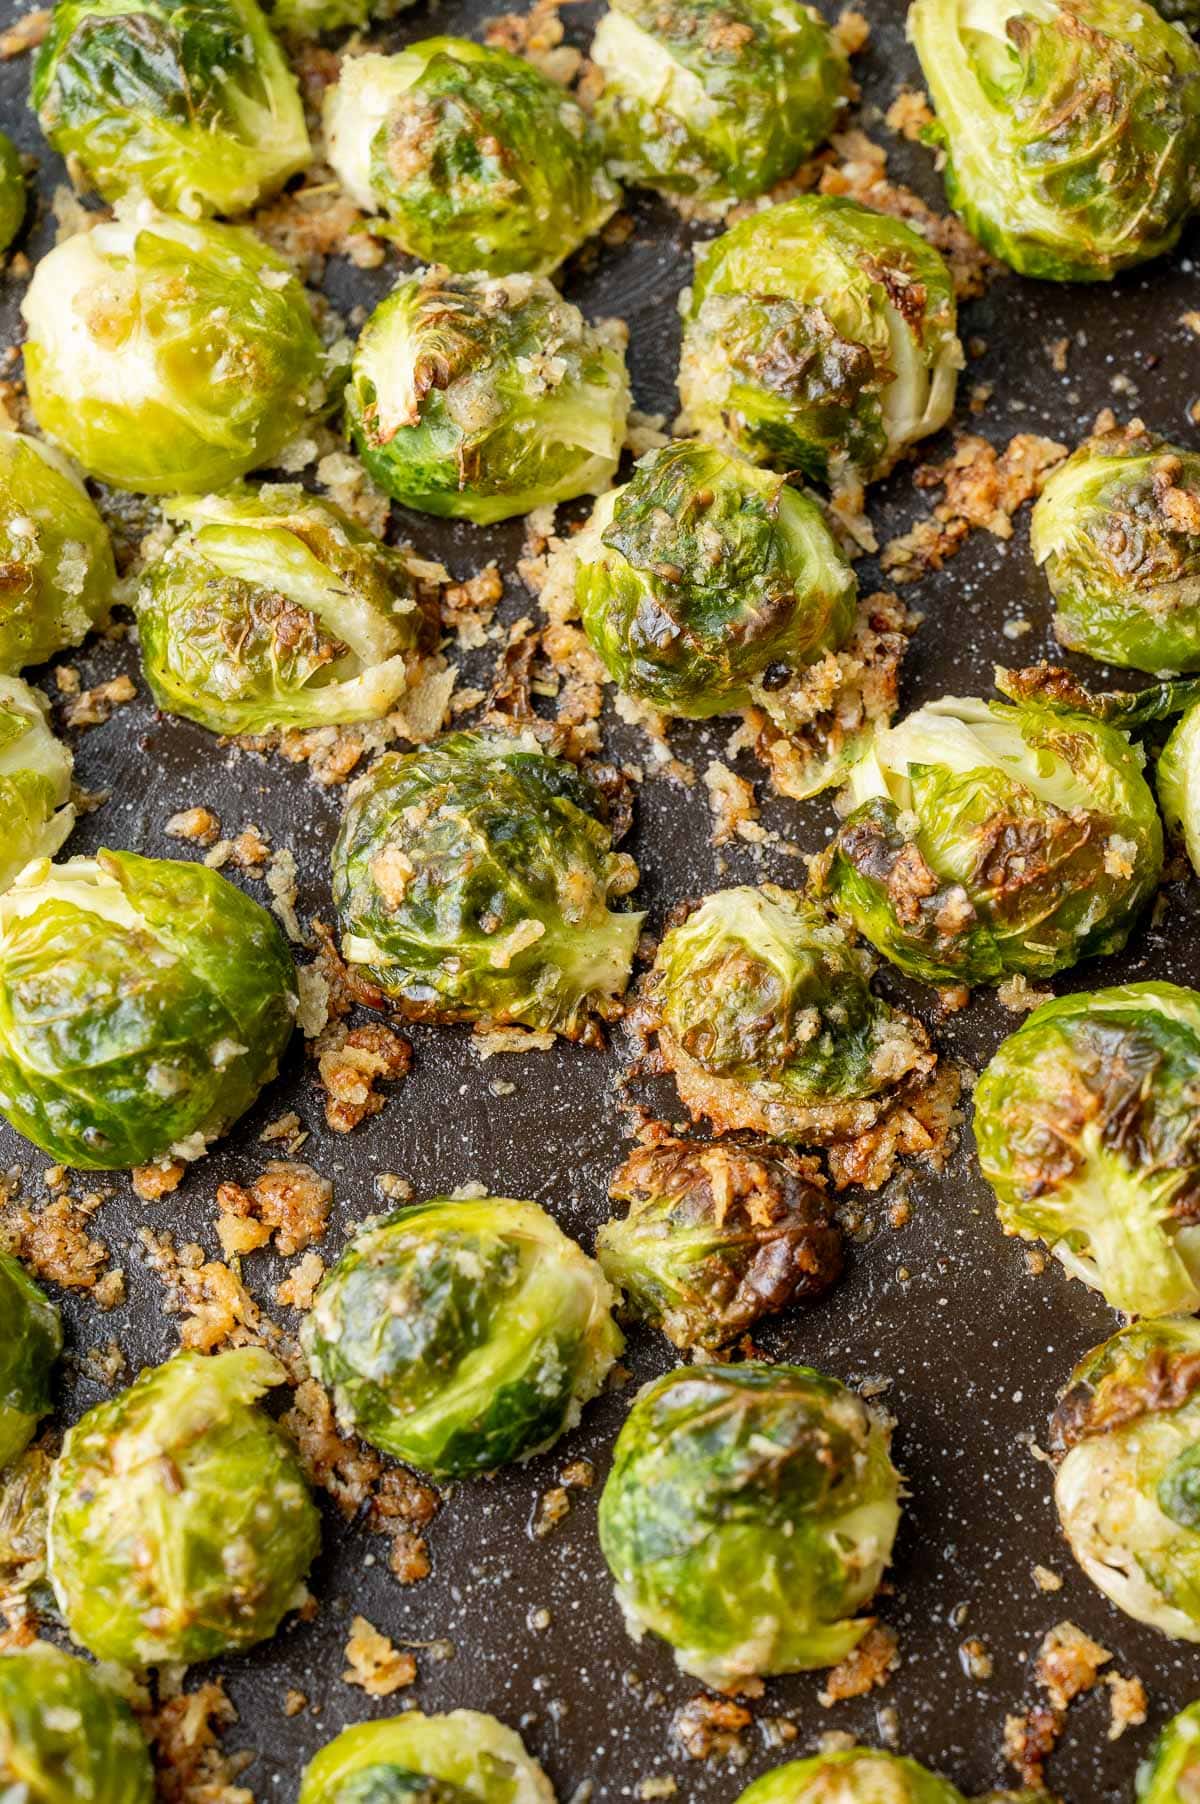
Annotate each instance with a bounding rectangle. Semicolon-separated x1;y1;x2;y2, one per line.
882;433;1068;582
216;1162;332;1258
275;1251;325;1312
0;9;49;56
131;1160;186;1201
671;1695;753;1760
63;673;136;729
165;808;221;846
145;1679;253;1804
885;89;932;141
1;1188;119;1294
997;975;1054;1015
315;1022;412;1133
342;1616;418;1697
484;0;582;86
1035;1621;1111;1712
831;7;869;54
703;762;760;846
1033;1565;1063;1593
1105;1671;1147;1742
818;1626;900;1706
532;1487;572;1538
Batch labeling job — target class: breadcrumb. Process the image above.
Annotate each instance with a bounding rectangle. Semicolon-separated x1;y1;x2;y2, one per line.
818;1626;900;1706
342;1616;417;1697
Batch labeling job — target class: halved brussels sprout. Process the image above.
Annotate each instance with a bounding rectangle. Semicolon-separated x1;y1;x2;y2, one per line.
32;0;311;219
575;440;856;718
732;1750;965;1804
265;0;414;34
814;692;1163;986
975;983;1200;1317
332;726;642;1040
1137;1700;1200;1802
647;885;935;1146
47;1346;319;1666
598;1360;900;1687
1032;424;1200;673
299;1712;554;1804
1051;1317;1200;1638
0;1253;60;1471
0;133;25;255
908;0;1200;282
0;848;296;1169
136;484;437;734
0;678;74;893
304;1195;622;1479
0;434;116;675
598;1135;843;1351
591;0;847;206
0;1643;155;1804
1160;699;1200;878
678;195;962;489
324;40;619;277
21;210;331;495
346;268;629;524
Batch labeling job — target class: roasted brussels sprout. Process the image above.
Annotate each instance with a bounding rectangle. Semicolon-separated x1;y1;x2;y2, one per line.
1051;1317;1200;1637
304;1196;622;1478
1159;698;1200;878
0;133;25;255
0;678;74;893
647;885;935;1147
598;1136;843;1351
1032;424;1200;672
0;848;296;1169
814;692;1163;986
0;1254;60;1471
324;40;619;277
32;0;311;219
598;1360;900;1687
732;1751;966;1804
0;434;116;675
299;1712;554;1804
575;440;856;718
265;0;413;33
591;0;847;206
0;1643;155;1804
908;0;1200;282
346;268;629;524
975;983;1200;1317
678;195;962;489
137;484;437;734
332;726;641;1040
21;211;331;495
1137;1700;1200;1802
48;1346;319;1665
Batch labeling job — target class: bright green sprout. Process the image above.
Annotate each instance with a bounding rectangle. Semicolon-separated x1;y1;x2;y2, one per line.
1159;698;1200;880
264;0;415;35
0;1253;60;1471
0;433;116;675
813;692;1163;986
598;1360;901;1687
0;677;75;894
648;884;936;1148
324;40;619;276
32;0;311;219
0;848;297;1169
975;982;1200;1318
678;194;962;489
1051;1316;1200;1638
0;1642;155;1804
1137;1699;1200;1802
346;268;629;524
48;1346;319;1666
0;133;25;255
732;1750;966;1804
136;484;438;734
598;1135;843;1352
299;1712;555;1804
332;725;642;1040
908;0;1200;282
303;1196;622;1479
21;210;332;495
591;0;847;205
1032;423;1200;672
575;439;856;718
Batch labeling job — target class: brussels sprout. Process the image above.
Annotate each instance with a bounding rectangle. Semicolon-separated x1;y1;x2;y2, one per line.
0;133;26;256
597;1136;843;1351
0;848;296;1169
0;1253;60;1471
332;726;642;1040
32;0;311;220
814;692;1163;987
575;440;857;719
598;1360;900;1687
0;434;116;675
908;0;1200;282
47;1346;319;1665
324;41;619;277
299;1712;554;1804
346;268;629;525
591;0;847;206
1137;1700;1200;1802
732;1751;965;1804
304;1195;622;1479
678;195;962;490
647;885;935;1146
136;484;437;734
1051;1317;1200;1637
0;1643;155;1804
0;678;74;893
265;0;413;35
1160;699;1200;879
21;210;331;496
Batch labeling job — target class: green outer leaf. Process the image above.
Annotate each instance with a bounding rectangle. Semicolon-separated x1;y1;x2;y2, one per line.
0;1253;60;1471
0;434;116;675
1159;698;1200;882
0;677;75;894
0;133;25;256
265;0;415;35
299;1712;556;1804
0;1642;155;1804
1137;1698;1200;1802
732;1749;966;1804
47;1347;320;1666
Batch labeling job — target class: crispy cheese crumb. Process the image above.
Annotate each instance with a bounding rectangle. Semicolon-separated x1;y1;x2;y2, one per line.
818;1625;900;1707
342;1616;417;1697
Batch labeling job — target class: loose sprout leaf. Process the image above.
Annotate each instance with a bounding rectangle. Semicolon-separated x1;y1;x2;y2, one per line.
0;1644;155;1804
1136;1699;1200;1803
0;132;25;255
0;434;116;675
0;678;75;894
0;1252;61;1471
1158;699;1200;877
